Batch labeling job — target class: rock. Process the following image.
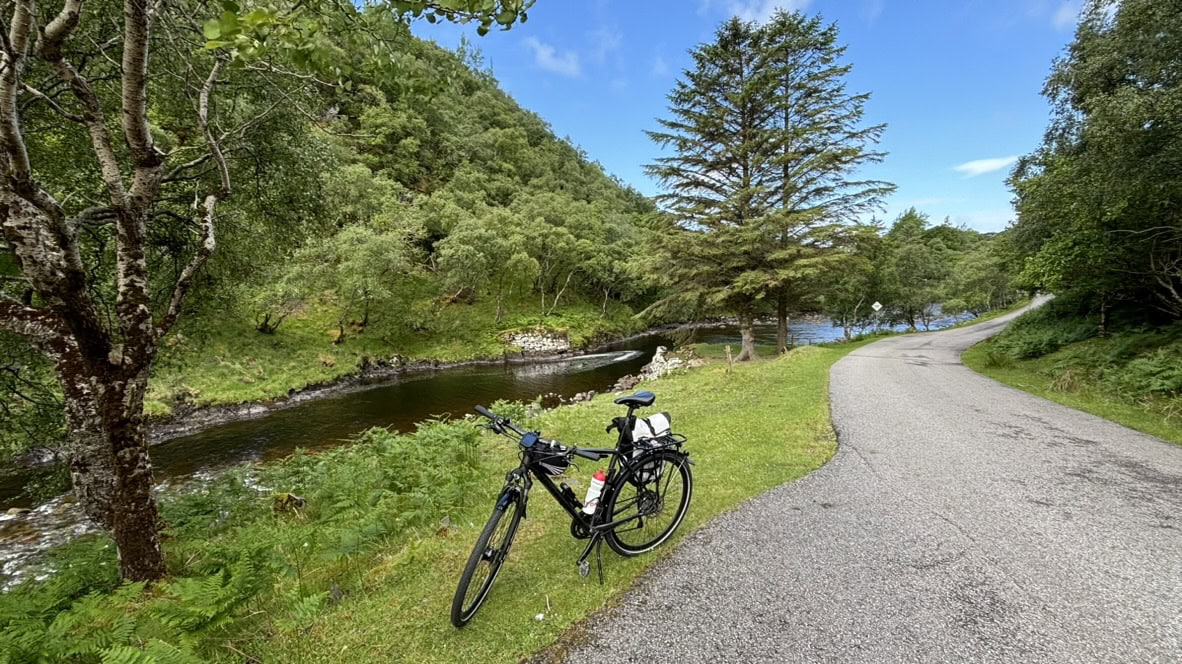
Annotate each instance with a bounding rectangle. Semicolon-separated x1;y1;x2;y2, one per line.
272;492;306;513
612;374;642;392
5;508;30;516
639;345;686;380
570;391;597;404
505;328;571;354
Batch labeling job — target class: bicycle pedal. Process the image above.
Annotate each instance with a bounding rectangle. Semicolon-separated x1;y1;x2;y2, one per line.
578;560;590;578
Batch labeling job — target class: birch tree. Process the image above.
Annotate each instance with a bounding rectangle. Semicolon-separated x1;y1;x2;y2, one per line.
0;0;531;581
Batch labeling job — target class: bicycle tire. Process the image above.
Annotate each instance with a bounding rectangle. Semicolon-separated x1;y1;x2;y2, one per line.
602;450;692;556
450;490;524;627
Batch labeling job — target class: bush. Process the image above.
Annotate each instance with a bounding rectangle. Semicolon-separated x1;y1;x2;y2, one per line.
990;297;1099;359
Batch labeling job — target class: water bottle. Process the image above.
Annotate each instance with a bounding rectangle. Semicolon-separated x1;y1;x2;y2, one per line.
582;469;606;515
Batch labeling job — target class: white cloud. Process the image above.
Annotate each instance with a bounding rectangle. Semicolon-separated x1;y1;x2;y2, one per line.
953;156;1019;178
701;0;812;24
861;0;884;23
1052;1;1081;30
587;26;622;64
523;37;581;77
651;55;671;78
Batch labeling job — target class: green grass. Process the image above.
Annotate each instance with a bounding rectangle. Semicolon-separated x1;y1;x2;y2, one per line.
1;341;869;662
252;342;864;662
685;342;780;359
964;335;1182;447
146;295;645;417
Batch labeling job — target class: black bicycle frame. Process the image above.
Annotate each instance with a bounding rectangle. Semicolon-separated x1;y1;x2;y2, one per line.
481;402;687;581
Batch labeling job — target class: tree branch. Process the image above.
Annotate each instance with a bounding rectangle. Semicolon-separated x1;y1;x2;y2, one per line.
158;61;225;337
0;297;64;343
0;0;35;184
37;0;128;209
20;83;84;122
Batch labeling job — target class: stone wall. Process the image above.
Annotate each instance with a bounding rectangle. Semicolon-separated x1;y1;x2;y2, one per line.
506;329;571;354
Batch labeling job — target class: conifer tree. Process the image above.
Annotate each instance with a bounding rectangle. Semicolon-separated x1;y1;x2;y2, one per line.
647;12;892;359
646;18;778;361
757;11;894;352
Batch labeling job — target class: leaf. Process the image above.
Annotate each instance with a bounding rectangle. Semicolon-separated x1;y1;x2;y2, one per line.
202;18;221;40
218;10;239;37
221;0;240;12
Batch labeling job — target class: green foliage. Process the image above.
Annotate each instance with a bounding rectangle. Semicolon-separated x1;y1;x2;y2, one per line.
646;11;892;356
987;297;1099;359
0;420;488;661
1008;0;1182;318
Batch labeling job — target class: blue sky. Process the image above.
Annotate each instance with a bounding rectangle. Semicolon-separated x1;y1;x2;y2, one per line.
413;0;1083;233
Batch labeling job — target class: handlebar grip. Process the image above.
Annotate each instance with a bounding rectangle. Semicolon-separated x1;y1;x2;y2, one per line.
474;405;494;420
573;448;603;461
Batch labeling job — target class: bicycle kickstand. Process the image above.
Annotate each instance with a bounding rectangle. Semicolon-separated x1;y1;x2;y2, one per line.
576;534;606;584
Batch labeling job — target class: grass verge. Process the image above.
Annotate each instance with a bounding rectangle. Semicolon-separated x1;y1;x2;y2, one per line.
963;342;1182;446
946;299;1031;329
0;340;871;663
257;342;864;662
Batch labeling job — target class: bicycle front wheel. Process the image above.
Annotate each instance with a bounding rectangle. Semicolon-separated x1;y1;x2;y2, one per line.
603;450;692;556
450;490;523;627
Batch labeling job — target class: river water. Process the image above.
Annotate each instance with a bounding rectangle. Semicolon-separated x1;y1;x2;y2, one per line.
0;315;965;585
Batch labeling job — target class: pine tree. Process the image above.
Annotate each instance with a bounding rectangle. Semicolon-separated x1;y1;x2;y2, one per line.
757;11;894;353
645;18;779;361
647;13;892;359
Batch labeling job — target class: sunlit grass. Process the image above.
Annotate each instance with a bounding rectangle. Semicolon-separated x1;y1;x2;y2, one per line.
252;340;870;663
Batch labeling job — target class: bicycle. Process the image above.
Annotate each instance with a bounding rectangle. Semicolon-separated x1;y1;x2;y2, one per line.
450;390;693;628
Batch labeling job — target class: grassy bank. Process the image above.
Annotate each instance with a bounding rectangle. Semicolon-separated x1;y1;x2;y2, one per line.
0;340;870;663
947;299;1031;329
146;295;647;417
963;298;1182;446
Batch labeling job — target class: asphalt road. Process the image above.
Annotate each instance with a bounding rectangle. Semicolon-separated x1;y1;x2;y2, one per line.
563;302;1182;663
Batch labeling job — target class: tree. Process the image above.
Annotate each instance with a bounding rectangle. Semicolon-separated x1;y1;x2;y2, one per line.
437;208;538;323
819;223;887;340
882;209;951;330
756;10;893;353
1010;0;1182;323
646;18;780;361
943;235;1019;317
0;0;532;581
647;14;890;359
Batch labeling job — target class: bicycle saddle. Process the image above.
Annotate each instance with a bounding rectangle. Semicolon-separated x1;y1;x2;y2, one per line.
614;391;655;408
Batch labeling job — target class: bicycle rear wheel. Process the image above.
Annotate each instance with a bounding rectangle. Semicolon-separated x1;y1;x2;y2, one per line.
603;450;692;556
450;490;523;627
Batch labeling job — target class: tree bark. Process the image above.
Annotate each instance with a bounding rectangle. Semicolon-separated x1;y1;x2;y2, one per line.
735;305;758;362
59;369;116;530
104;368;165;581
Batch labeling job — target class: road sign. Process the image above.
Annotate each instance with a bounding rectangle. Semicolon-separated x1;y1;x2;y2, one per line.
872;301;883;312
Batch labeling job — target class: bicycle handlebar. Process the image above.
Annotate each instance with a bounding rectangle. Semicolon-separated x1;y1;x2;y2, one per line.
474;404;606;458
